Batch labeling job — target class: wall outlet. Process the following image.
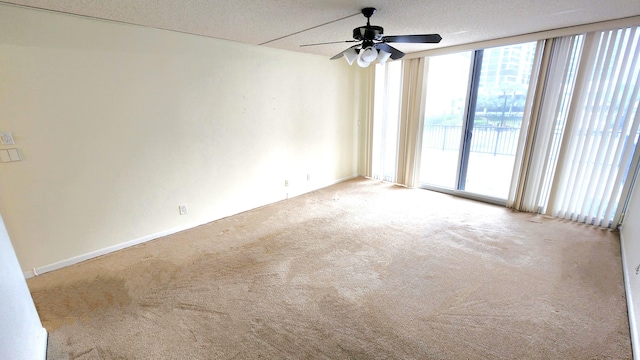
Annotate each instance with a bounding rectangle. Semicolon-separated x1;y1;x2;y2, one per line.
179;204;188;215
284;180;289;187
0;132;15;145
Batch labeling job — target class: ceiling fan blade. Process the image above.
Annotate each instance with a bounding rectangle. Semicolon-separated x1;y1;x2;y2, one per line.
374;43;405;60
382;34;442;44
330;44;360;60
300;40;359;47
330;51;345;60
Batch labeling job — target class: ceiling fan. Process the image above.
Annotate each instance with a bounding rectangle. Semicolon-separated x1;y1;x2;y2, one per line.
301;7;442;67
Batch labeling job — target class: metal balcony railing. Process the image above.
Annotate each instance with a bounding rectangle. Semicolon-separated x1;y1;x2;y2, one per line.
423;125;521;156
423;125;639;164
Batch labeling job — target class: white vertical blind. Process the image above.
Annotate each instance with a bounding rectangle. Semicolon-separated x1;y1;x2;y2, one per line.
536;36;584;213
507;40;545;209
513;36;583;212
372;61;403;182
547;26;640;227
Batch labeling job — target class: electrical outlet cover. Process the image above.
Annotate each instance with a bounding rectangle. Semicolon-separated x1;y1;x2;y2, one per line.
0;132;15;145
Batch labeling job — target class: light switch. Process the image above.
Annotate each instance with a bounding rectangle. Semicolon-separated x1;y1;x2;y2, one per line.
0;148;21;163
0;150;10;163
0;132;15;145
8;148;21;161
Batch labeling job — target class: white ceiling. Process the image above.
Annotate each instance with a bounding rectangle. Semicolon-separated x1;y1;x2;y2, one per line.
3;0;640;58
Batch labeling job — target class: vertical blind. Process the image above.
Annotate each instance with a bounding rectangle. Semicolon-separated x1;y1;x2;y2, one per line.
371;61;402;182
512;36;584;213
546;26;640;227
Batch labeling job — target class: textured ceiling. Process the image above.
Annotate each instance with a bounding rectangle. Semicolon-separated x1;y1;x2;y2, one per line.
3;0;640;58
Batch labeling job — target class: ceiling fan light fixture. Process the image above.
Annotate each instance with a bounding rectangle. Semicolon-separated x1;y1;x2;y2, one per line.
360;47;378;62
319;8;442;66
343;47;359;65
377;49;392;64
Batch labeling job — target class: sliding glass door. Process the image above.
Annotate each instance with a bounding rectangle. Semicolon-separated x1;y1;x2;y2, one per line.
464;43;537;198
419;42;538;200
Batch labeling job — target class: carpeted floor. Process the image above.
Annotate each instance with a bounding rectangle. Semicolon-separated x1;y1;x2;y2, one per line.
28;178;631;359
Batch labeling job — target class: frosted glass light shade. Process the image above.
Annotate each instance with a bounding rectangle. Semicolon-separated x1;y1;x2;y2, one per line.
343;48;358;65
357;56;370;67
360;47;378;62
377;49;392;64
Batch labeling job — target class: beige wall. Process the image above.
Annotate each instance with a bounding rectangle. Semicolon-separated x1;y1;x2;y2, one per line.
0;4;369;273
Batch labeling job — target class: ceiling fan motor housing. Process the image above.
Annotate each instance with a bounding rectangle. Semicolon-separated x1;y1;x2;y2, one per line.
353;25;384;41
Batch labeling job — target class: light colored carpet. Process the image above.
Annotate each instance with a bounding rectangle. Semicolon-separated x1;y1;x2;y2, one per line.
28;178;631;359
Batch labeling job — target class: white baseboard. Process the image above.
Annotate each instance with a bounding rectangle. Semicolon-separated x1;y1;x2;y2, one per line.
23;221;209;279
37;327;47;360
333;174;359;184
290;174;359;197
620;231;639;360
23;176;359;279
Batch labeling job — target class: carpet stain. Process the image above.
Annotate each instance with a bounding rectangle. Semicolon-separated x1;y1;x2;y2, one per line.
31;276;131;331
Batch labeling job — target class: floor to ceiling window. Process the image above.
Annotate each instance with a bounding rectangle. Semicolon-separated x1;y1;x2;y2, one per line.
419;42;538;201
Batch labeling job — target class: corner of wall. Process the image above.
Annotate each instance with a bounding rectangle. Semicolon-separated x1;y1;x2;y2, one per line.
620;232;639;359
